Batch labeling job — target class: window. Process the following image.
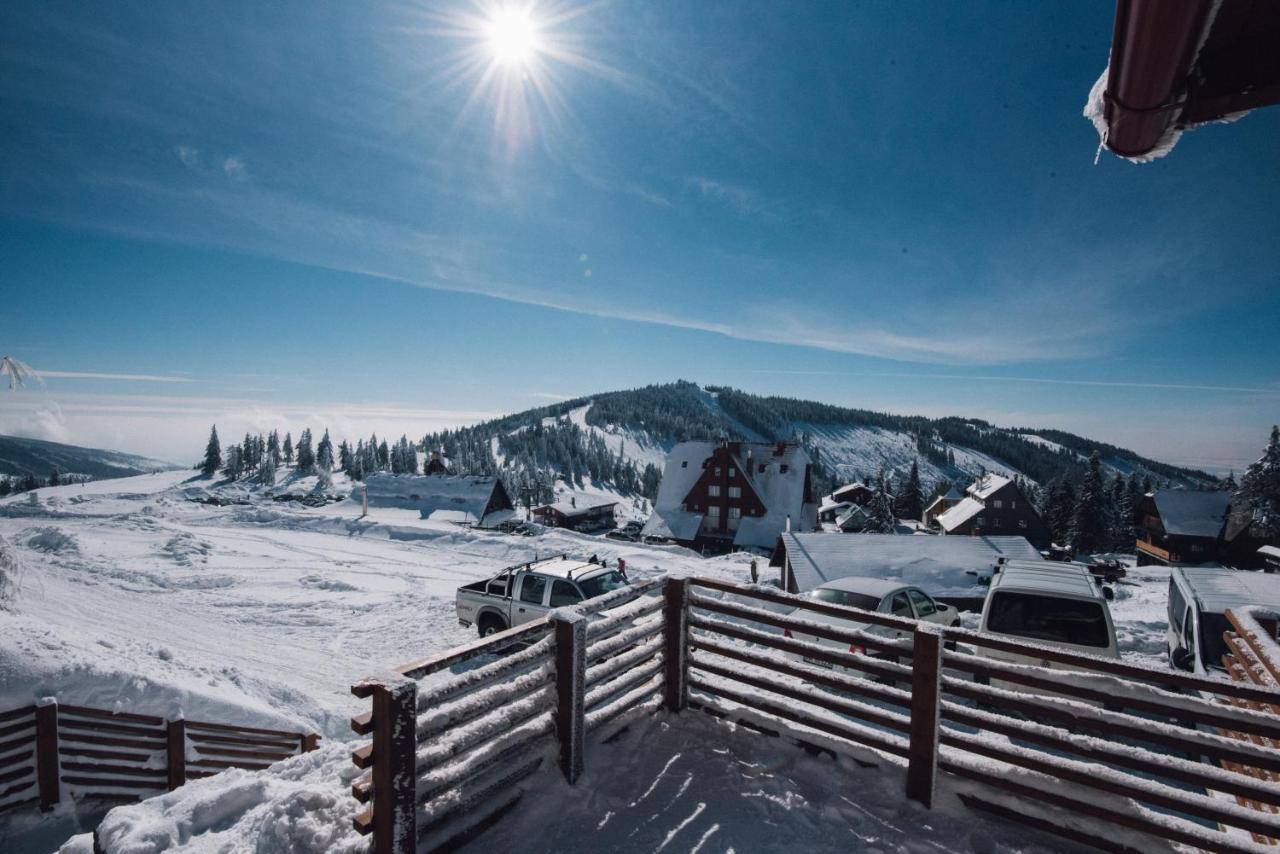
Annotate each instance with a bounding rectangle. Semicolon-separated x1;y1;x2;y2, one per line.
729;468;736;478
681;461;688;468
1011;501;1017;509
577;570;629;599
707;505;720;517
992;517;1001;528
907;589;936;617
519;575;548;606
758;464;767;474
1168;580;1186;633
708;484;721;497
714;467;722;476
549;580;583;607
889;593;913;617
1018;519;1028;529
486;572;512;597
986;592;1110;648
993;499;1003;509
728;486;741;499
780;464;789;474
810;589;879;611
729;507;741;520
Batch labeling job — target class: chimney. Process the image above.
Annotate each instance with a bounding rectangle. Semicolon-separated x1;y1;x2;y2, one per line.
785;514;792;532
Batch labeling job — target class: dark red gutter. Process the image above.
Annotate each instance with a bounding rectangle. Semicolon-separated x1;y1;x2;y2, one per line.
1100;0;1214;158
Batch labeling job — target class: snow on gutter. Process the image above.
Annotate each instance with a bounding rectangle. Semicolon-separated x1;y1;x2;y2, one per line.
1084;0;1224;163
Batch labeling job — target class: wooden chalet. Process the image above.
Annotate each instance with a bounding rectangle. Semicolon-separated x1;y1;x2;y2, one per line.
532;495;617;533
1136;490;1233;566
934;474;1050;550
641;440;817;554
923;484;964;527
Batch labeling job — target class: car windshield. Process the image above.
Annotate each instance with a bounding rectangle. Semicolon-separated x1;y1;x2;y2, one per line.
577;570;629;600
986;592;1110;648
810;589;880;612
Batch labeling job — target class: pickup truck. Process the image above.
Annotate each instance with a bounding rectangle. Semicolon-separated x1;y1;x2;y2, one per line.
456;555;632;637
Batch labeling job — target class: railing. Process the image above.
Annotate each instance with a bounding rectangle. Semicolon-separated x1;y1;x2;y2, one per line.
0;701;318;818
349;577;671;854
349;575;1280;854
1222;608;1280;846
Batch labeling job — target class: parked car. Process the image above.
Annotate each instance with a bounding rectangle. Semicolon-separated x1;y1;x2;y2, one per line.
785;577;960;669
977;561;1119;673
456;555;631;636
1167;566;1280;675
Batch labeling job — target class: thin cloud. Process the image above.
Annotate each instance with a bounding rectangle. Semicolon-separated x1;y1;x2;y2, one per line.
222;156;247;180
684;176;766;216
744;369;1280;395
36;370;194;383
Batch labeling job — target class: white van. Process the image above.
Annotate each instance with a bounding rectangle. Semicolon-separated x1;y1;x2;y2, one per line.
1166;567;1280;675
977;561;1120;668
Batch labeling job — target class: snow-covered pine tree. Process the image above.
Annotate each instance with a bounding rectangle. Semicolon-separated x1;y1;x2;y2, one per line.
223;444;242;479
338;441;352;475
202;426;222;475
295;428;315;473
316;429;334;473
1069;452;1108;556
20;473;39;492
283;432;294;465
268;430;280;460
1111;474;1135;552
864;489;897;534
403;437;419;475
1236;425;1280;539
377;439;389;470
894;460;924;521
258;450;277;486
48;467;61;487
243;432;256;470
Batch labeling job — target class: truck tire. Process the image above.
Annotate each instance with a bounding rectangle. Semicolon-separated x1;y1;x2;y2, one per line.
478;613;508;638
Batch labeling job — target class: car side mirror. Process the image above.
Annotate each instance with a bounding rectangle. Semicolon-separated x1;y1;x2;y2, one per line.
1102;587;1115;601
1171;646;1195;672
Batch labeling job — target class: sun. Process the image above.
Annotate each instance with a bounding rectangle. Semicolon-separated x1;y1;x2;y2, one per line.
484;6;542;67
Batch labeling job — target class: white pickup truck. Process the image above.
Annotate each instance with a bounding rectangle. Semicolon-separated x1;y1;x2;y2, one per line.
456;555;631;636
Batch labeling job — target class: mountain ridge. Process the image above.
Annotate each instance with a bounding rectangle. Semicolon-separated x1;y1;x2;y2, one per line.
0;434;178;481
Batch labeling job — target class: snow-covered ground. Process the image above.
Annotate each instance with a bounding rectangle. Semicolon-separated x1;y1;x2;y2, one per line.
0;472;1176;852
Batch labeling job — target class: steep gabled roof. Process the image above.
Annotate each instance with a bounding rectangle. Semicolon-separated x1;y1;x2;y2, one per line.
1151;490;1231;538
936;497;986;532
967;473;1011;501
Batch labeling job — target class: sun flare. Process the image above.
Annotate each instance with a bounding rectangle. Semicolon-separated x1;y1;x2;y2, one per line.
484;6;541;67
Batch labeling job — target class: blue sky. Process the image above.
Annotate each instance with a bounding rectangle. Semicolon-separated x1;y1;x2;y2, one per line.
2;0;1278;470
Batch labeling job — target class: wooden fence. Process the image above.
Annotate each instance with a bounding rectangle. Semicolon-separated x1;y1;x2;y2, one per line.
0;701;318;818
349;577;671;853
352;575;1280;854
1221;607;1280;846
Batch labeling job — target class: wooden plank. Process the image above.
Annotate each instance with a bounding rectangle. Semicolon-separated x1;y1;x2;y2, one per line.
0;706;35;724
380;620;552;684
61;774;164;790
690;615;910;683
60;761;166;779
350;711;373;736
415;731;554;808
944;759;1257;854
301;733;320;753
0;719;35;739
58;746;153;763
370;677;417;854
58;705;164;726
944;655;1280;742
185;758;272;771
941;677;1280;775
353;805;374;836
691;596;907;657
183;719;302;739
689;677;909;759
35;703;59;811
0;765;34;786
59;718;165;740
957;792;1162;854
585;659;664;714
351;743;373;769
689;576;918;634
906;628;942;808
188;745;294;763
186;730;300;751
417;754;544;841
352;773;372;803
0;794;38;813
553;614;586;784
0;748;33;771
57;732;165;752
663;578;687;712
0;733;33;756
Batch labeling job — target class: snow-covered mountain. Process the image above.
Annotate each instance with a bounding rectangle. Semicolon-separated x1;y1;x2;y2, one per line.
426;380;1217;496
0;434;177;481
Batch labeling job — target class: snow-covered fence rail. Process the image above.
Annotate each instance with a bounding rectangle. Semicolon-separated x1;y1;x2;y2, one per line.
1220;607;1280;846
683;576;1280;854
350;577;667;854
0;700;318;820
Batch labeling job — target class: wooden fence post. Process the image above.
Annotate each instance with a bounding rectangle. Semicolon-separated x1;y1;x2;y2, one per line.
35;700;59;811
166;718;186;791
906;626;942;808
353;676;418;854
301;733;320;753
664;578;689;713
553;613;586;784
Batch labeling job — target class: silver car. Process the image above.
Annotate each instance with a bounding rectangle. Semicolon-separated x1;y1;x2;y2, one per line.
786;577;959;664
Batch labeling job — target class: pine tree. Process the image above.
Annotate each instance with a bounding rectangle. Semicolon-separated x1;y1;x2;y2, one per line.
223;444;242;479
258;450;277;486
202;426;223;476
894;460;924;521
1236;425;1280;539
316;429;334;473
1070;451;1108;556
296;429;315;472
48;467;61;487
1043;477;1076;546
268;430;280;460
283;432;294;465
864;489;897;534
0;478;10;498
20;472;40;492
1111;475;1135;552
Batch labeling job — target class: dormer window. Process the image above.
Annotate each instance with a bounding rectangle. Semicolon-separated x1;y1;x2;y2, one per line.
681;461;688;468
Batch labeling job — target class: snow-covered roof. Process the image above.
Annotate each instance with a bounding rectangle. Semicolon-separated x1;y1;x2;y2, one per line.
1151;490;1231;538
990;560;1102;600
1260;545;1280;560
935;497;985;532
1175;566;1280;615
780;532;1042;597
818;497;851;515
967;473;1011;501
643;441;816;549
836;505;868;529
537;494;617;517
358;473;508;525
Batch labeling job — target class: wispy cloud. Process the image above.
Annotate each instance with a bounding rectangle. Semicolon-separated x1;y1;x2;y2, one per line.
222;156;247;181
744;369;1280;395
683;175;767;216
35;370;194;383
528;391;573;401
